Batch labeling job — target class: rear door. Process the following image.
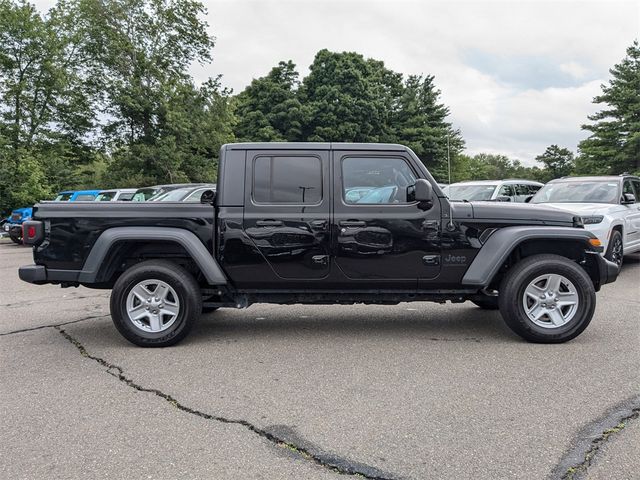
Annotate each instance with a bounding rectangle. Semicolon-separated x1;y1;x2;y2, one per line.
243;149;331;282
331;150;441;288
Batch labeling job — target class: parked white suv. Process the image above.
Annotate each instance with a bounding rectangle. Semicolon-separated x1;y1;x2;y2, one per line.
444;179;543;202
531;175;640;268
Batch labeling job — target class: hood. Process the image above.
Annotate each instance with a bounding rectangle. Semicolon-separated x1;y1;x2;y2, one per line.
532;203;613;216
461;201;576;225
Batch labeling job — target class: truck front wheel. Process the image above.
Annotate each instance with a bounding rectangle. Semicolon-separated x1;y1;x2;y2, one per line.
110;260;202;347
498;254;595;343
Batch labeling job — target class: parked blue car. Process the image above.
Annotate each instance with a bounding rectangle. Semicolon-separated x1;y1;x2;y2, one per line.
4;190;101;244
3;207;33;244
54;190;101;201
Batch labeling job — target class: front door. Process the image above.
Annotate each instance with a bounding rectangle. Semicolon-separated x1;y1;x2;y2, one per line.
243;149;331;283
331;151;441;288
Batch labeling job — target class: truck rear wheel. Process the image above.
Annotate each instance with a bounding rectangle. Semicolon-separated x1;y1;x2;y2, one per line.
110;260;202;347
498;254;595;343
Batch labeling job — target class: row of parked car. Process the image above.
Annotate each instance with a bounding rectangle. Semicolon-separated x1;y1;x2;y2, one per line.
442;174;640;268
5;173;640;269
2;183;216;244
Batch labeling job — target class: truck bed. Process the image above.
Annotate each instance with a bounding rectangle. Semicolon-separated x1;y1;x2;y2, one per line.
32;202;215;271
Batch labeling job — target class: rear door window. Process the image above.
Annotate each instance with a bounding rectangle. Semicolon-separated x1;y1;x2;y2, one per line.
253;156;322;204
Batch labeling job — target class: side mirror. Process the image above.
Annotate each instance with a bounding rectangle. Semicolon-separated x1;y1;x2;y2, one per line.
414;179;433;202
495;196;512;202
622;193;636;204
200;189;215;205
524;195;533;203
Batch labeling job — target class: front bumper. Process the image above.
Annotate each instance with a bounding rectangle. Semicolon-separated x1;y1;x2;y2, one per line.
4;222;22;232
590;251;619;286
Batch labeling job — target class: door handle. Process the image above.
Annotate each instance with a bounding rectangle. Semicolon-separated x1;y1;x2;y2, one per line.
256;219;283;226
422;220;439;230
312;255;329;266
422;255;440;266
339;220;366;227
310;220;327;229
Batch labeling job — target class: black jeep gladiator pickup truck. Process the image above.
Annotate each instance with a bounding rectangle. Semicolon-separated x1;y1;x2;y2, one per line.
19;143;619;346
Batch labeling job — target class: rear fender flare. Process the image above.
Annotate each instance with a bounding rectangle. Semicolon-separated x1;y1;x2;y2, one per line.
78;227;226;285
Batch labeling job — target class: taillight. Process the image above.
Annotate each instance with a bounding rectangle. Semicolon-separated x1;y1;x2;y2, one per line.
22;220;44;246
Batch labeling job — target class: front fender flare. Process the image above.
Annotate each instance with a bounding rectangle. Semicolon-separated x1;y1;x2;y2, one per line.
461;226;598;287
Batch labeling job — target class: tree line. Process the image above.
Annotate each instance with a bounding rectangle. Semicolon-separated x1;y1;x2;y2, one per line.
0;0;638;214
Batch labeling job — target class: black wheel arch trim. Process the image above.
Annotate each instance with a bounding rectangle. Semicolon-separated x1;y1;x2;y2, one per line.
461;226;605;287
78;227;227;285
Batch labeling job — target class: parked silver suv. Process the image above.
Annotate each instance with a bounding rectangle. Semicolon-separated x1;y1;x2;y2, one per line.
443;179;543;202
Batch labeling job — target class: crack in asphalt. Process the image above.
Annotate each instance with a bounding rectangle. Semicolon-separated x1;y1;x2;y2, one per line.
0;314;109;336
550;394;640;480
55;327;404;480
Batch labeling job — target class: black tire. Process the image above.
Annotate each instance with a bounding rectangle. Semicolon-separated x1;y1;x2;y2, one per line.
604;230;623;270
110;260;202;347
9;227;22;245
498;254;595;343
472;296;499;310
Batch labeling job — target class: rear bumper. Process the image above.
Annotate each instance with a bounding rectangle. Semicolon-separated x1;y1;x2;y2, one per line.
18;264;47;284
18;264;79;285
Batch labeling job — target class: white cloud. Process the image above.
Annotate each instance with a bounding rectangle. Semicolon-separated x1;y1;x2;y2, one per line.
559;62;589;80
30;0;640;164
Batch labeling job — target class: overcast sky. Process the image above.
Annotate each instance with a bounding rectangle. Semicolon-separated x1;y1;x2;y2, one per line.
35;0;640;164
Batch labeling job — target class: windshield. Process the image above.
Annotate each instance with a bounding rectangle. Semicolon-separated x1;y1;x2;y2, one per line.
532;181;620;204
75;194;97;201
149;188;193;201
132;188;157;201
95;192;116;201
116;192;135;201
54;193;73;201
446;184;498;201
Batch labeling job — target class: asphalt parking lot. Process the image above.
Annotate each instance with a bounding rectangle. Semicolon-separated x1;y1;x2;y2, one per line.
1;239;638;480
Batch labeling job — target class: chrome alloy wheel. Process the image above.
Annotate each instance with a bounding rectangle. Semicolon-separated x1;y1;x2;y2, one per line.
126;279;180;333
522;274;579;329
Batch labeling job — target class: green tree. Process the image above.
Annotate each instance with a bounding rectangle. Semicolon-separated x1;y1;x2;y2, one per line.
391;74;463;179
577;40;640;174
234;60;304;141
106;77;235;185
65;0;229;184
535;145;575;181
0;0;92;212
299;49;403;142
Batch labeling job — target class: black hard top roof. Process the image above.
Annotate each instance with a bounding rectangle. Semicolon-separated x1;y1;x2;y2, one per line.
223;142;409;151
